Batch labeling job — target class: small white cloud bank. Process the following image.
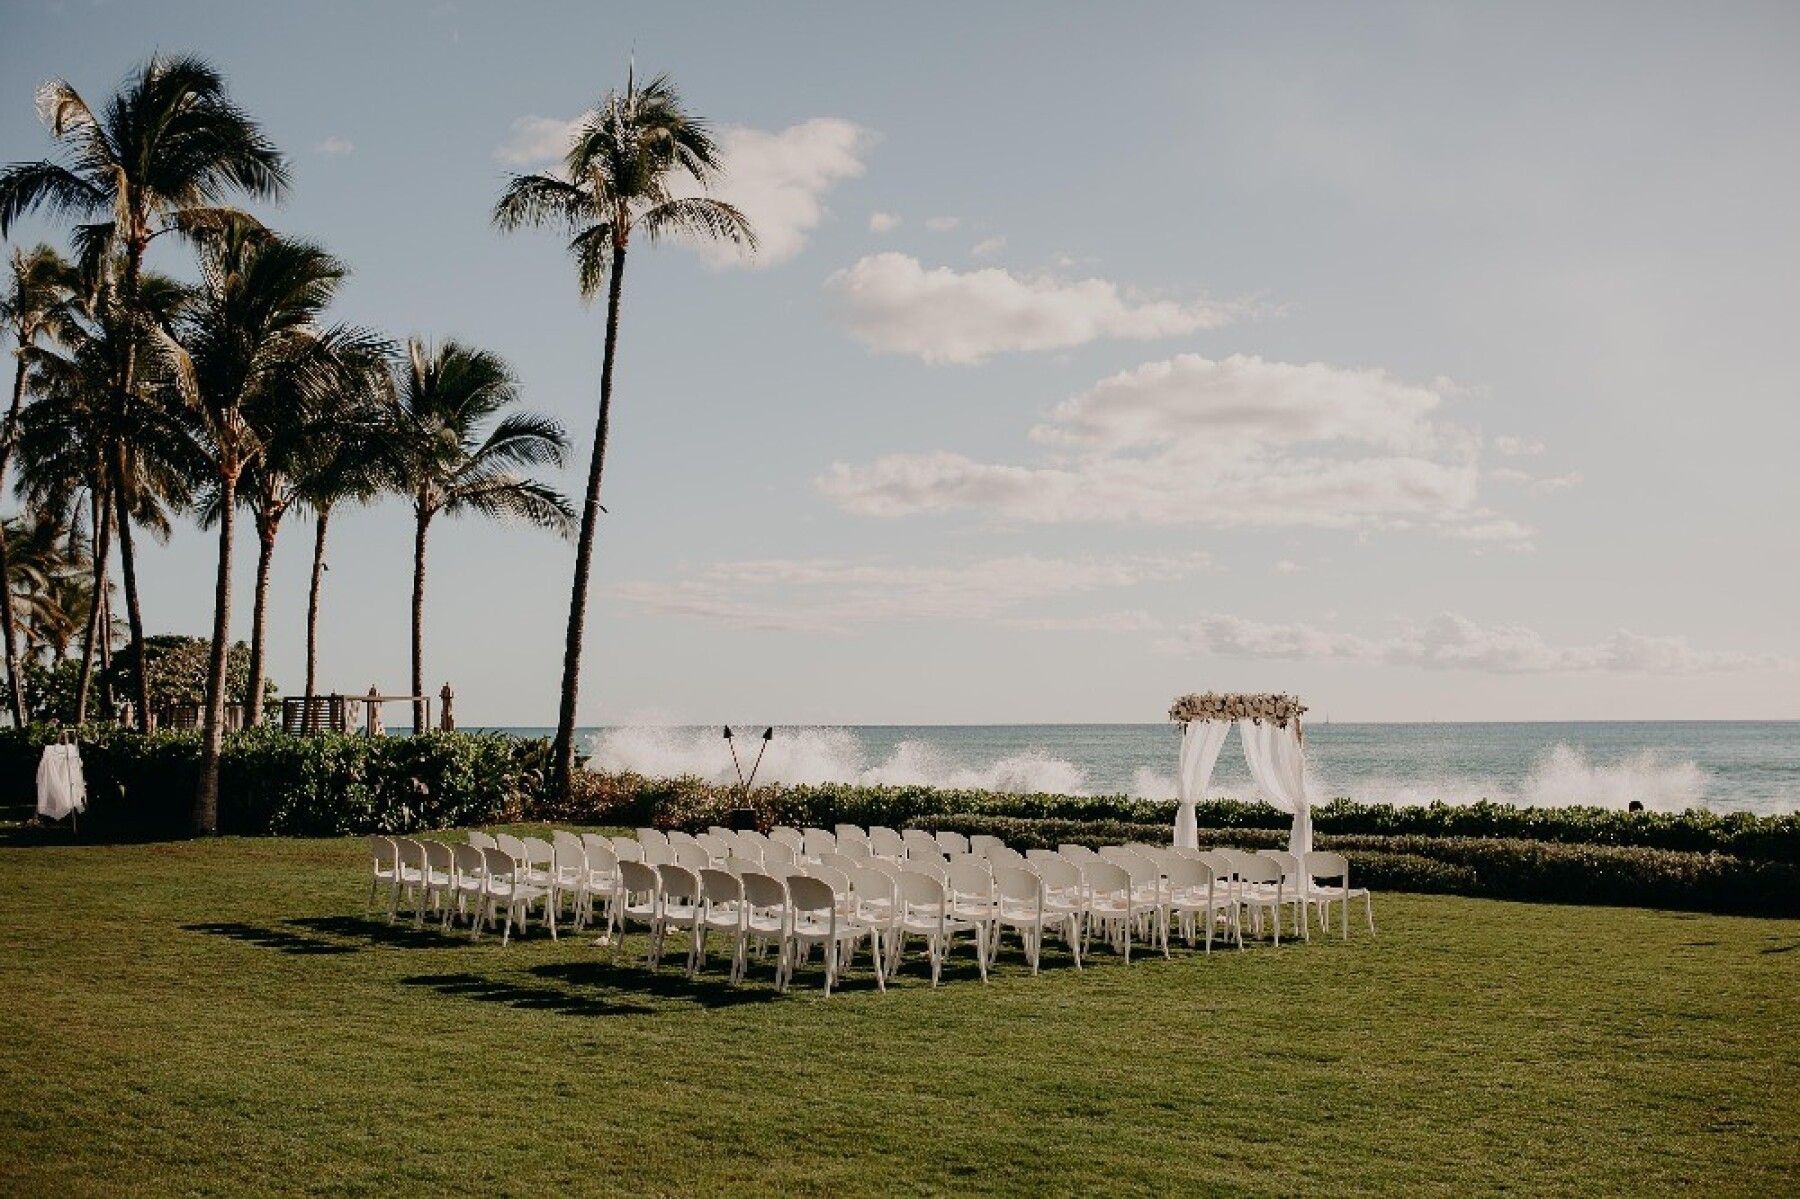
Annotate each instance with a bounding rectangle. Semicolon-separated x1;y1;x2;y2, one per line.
313;136;355;157
868;211;901;233
824;254;1249;365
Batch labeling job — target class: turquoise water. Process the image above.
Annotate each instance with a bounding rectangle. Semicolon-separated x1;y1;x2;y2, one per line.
483;721;1800;815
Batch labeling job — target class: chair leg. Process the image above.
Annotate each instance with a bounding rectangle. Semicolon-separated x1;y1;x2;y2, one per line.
1365;894;1376;935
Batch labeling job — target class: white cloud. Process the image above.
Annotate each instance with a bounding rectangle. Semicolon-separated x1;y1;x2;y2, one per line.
823;254;1249;365
682;118;874;268
925;216;960;231
313;136;355;157
494;114;580;166
1274;559;1304;574
818;352;1526;538
1493;435;1546;456
970;236;1006;258
612;553;1210;633
868;211;901;233
1161;611;1782;675
496;115;873;268
1491;467;1583;496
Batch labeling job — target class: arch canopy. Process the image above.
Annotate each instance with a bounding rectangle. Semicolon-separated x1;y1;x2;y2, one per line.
1169;692;1312;855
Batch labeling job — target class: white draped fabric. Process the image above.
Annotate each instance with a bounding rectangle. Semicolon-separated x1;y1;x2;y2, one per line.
1238;718;1313;857
36;743;87;821
1173;720;1230;850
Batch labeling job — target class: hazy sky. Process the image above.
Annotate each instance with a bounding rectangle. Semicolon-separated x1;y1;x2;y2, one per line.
4;1;1797;726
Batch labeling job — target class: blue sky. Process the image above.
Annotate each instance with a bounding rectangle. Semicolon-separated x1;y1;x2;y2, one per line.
4;1;1797;725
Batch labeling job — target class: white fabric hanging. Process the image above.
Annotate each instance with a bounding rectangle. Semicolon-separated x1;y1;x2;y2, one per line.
1173;720;1230;849
36;742;88;821
1239;718;1312;856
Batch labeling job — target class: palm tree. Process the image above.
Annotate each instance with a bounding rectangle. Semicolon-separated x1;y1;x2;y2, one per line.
493;68;755;799
3;506;89;667
16;265;187;722
0;244;76;724
153;225;376;833
0;54;288;726
295;368;396;708
225;345;390;727
391;338;572;732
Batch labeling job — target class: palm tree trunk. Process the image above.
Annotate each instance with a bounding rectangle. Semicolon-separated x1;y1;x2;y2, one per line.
0;356;31;725
116;227;153;728
244;511;278;727
196;469;238;836
411;505;429;735
74;488;112;725
110;448;152;727
551;242;628;800
303;505;331;706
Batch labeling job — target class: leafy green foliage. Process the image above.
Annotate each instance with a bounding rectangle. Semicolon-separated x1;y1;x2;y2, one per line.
567;772;1800;863
103;634;276;709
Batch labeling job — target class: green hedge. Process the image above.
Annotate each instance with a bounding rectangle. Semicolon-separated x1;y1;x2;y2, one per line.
914;813;1800;918
566;772;1800;863
0;725;547;836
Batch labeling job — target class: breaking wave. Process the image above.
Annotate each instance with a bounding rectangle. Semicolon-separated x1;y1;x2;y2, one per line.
588;725;1091;795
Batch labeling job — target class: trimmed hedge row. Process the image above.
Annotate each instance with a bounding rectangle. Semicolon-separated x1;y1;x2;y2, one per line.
1;725;545;837
914;813;1800;917
566;771;1800;863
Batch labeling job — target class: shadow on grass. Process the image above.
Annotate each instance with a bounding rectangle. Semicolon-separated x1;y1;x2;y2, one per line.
399;972;659;1017
288;914;468;949
530;957;785;1007
184;921;360;956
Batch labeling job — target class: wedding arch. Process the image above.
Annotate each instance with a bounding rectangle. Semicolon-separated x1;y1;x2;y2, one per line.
1169;692;1313;855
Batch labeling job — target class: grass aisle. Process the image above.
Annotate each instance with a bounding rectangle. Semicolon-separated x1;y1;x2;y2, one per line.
2;833;1796;1197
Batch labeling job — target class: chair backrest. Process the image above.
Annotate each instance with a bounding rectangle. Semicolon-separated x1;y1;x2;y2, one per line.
1303;850;1350;882
666;829;700;849
741;870;788;910
618;859;658;897
1116;853;1161;889
1025;848;1061;864
809;864;850;896
768;826;804;853
1198;850;1236;879
637;828;671;851
368;835;397;866
838;841;873;861
834;825;868;849
905;856;948;884
394;837;425;869
699;867;742;906
865;858;905;884
641;841;676;866
1081;860;1131;898
802;828;837;858
480;846;517;884
901;828;938;851
1127;842;1177;868
658;863;701;903
553;829;584;858
736;828;770;853
968;834;1005;858
987;845;1025;867
583;838;618;872
1258;850;1302;881
787;873;836;917
674;843;711;872
904;841;944;865
451;842;486;878
945;851;983;869
695;832;731;862
869;826;905;858
895;870;946;910
817;851;857;875
1032;857;1082;892
493;832;527;864
847;866;895;910
1059;843;1099;861
762;840;796;868
521;836;555;870
992;865;1042;905
707;825;734;839
723;854;763;877
423;840;454;873
1236;855;1282;886
1165;857;1215;891
467;830;496;851
935;830;971;855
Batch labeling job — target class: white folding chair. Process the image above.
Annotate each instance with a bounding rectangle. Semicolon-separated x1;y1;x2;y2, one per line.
579;834;620;935
968;834;1005;859
768;826;805;858
552;831;590;926
474;846;546;946
692;867;749;982
448;843;487;932
889;870;986;986
935;830;971;856
868;826;905;861
390;837;427;923
1059;843;1100;863
694;832;731;864
1235;854;1286;945
901;828;940;859
802;828;837;861
1304;850;1374;939
467;830;497;851
418;840;457;928
1258;849;1311;942
1080;860;1141;963
637;828;672;855
1166;857;1234;952
651;864;702;970
991;865;1080;974
366;836;399;916
614;860;661;963
520;836;560;939
783;873;877;996
611;836;645;862
1027;857;1088;966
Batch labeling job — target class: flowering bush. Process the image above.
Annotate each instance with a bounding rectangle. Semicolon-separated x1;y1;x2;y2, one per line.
1169;692;1307;727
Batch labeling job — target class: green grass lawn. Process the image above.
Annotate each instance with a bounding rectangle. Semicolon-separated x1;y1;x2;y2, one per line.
3;830;1796;1197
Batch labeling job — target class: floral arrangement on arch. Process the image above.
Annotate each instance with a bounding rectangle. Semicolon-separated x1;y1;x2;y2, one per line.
1169;692;1308;728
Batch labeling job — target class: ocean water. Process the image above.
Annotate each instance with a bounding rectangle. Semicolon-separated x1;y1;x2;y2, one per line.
483;721;1800;816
